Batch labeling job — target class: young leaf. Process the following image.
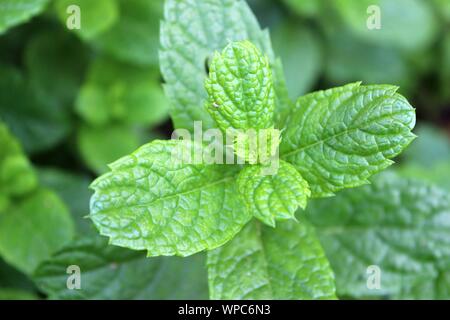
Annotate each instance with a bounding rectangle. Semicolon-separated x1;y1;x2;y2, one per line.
89;140;251;257
237;160;310;227
205;41;274;132
160;0;288;131
0;189;75;274
280;82;416;197
306;173;450;299
0;0;50;34
34;237;208;299
207;220;336;299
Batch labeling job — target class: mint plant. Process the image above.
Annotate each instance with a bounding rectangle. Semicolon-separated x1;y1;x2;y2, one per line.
88;0;416;299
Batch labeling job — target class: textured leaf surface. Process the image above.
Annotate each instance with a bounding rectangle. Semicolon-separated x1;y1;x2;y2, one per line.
237;160;310;227
55;0;119;40
280;82;416;197
0;189;75;274
0;0;49;34
307;173;450;299
76;57;169;127
160;0;287;131
208;220;336;299
90;140;251;257
34;237;208;299
205;41;274;132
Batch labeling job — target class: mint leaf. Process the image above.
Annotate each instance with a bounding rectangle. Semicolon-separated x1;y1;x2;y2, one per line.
76;57;169;127
0;189;75;274
90;140;251;257
0;0;49;34
280;82;416;197
25;28;90;110
0;122;37;207
205;41;274;132
160;0;288;131
38;168;94;235
307;173;450;299
55;0;119;40
333;0;437;51
207;220;336;299
34;237;208;299
0;64;70;153
237;160;310;227
95;0;162;67
77;124;142;174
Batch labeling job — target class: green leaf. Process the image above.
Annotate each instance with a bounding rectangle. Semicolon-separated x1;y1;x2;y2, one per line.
237;160;310;227
306;173;450;299
280;82;416;197
160;0;288;132
282;0;320;18
0;0;50;34
25;29;90;111
0;122;37;206
34;237;208;299
0;258;37;292
0;189;75;274
38;168;94;235
77;124;142;174
333;0;438;51
323;27;412;92
272;22;322;100
76;57;169;127
0;288;37;300
402;124;450;167
55;0;119;40
89;140;251;257
207;220;336;299
0;64;70;153
205;41;274;132
397;163;450;192
94;0;162;67
433;0;450;21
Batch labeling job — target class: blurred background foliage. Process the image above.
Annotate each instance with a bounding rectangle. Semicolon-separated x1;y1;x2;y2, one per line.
0;0;449;299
